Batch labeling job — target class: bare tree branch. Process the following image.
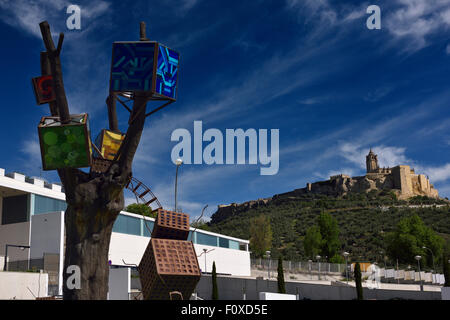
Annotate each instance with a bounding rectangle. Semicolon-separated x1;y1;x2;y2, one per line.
106;93;119;133
39;21;70;123
40;52;59;117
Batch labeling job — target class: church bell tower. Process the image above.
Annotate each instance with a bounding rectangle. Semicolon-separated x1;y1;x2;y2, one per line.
366;149;379;173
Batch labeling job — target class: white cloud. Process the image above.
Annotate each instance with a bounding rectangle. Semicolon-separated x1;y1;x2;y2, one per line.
418;163;450;183
339;142;409;169
385;0;450;52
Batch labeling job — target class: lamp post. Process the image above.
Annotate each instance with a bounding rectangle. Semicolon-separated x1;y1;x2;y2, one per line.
174;158;183;212
343;252;349;284
316;255;321;280
415;255;423;291
422;246;436;275
3;244;30;271
199;248;215;273
266;251;271;279
308;260;312;280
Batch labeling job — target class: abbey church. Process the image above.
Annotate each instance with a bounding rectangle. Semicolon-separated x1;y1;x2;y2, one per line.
296;149;440;200
361;149;439;199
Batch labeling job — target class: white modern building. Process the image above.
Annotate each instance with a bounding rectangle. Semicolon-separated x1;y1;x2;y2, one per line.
0;168;251;297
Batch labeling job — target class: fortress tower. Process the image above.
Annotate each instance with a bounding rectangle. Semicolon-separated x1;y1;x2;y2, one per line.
366;149;379;173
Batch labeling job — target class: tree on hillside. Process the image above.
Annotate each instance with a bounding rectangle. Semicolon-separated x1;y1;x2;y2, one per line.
385;214;444;267
317;212;341;262
249;215;273;258
212;261;219;300
304;226;322;259
354;262;363;300
443;252;450;287
277;256;286;294
126;203;157;218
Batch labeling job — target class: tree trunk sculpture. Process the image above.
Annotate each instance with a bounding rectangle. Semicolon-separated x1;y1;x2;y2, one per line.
38;21;151;300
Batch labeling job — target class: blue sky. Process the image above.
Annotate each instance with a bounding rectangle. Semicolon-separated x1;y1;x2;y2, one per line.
1;0;450;220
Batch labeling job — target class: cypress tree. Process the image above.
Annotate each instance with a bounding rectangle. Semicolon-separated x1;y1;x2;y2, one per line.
443;253;450;287
354;262;363;300
277;256;286;293
212;261;219;300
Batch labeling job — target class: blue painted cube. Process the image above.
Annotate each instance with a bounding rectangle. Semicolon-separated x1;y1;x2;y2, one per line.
110;41;179;100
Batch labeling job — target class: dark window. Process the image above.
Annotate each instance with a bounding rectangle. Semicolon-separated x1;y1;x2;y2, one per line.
196;232;217;246
219;237;229;248
2;194;29;225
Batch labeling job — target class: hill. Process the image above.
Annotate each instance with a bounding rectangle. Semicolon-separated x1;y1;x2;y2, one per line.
205;190;450;264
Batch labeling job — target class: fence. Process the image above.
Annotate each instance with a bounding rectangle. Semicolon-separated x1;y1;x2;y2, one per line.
4;258;45;272
4;254;61;296
377;268;445;285
251;258;347;275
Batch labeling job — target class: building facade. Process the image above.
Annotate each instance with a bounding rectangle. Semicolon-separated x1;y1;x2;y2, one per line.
0;168;251;296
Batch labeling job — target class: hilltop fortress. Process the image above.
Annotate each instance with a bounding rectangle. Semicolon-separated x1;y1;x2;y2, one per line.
301;149;439;200
211;150;439;223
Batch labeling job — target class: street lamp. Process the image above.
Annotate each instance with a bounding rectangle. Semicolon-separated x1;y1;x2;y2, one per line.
316;255;321;280
174;158;183;212
343;252;350;284
308;260;312;280
3;244;30;271
198;248;214;273
266;251;271;279
422;246;436;275
415;255;423;291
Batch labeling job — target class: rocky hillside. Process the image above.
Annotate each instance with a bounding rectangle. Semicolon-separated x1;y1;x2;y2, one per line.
207;189;450;263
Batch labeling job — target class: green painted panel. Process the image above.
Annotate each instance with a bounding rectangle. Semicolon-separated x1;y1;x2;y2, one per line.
39;122;91;170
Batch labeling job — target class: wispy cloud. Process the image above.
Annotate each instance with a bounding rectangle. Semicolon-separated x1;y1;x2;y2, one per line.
385;0;450;52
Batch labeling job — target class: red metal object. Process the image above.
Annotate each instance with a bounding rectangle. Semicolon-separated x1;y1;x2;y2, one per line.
32;75;56;105
138;238;201;300
151;208;190;240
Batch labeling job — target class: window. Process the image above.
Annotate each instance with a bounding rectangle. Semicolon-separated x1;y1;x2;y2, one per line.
33;194;67;215
113;214;141;236
219;237;229;248
196;232;217;246
229;240;240;250
142;220;154;237
1;194;29;225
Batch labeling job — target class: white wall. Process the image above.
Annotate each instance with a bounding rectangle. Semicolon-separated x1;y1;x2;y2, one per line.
109;233;251;277
0;271;48;299
194;244;251;277
30;211;65;295
30;211;64;259
0;172;65;201
108;267;130;300
109;232;150;266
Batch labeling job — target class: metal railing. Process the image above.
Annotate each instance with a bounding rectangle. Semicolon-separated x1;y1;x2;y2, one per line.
251;258;346;275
